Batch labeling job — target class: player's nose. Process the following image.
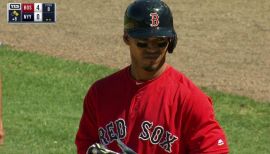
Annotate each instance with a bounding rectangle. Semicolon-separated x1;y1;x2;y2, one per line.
146;43;160;53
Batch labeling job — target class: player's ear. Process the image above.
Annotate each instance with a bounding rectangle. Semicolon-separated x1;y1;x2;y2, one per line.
123;32;130;45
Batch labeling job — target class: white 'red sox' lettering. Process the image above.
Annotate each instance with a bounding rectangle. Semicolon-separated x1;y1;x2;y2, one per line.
98;119;178;153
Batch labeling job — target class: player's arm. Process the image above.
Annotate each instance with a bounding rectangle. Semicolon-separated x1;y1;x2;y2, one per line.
182;90;229;154
75;86;99;154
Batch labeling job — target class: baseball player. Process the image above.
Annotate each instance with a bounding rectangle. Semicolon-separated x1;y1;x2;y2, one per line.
75;0;229;153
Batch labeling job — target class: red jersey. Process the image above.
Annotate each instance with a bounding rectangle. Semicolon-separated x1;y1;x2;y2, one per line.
75;65;229;154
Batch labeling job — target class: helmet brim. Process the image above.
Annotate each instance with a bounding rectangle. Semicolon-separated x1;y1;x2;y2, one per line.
127;28;175;39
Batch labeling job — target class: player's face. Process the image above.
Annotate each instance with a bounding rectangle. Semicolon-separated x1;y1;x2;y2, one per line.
128;36;169;72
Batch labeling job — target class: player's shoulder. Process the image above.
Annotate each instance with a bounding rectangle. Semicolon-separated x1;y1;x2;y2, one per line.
166;65;207;97
166;66;196;89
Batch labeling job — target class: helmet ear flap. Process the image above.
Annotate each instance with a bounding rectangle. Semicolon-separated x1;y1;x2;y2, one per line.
167;33;177;53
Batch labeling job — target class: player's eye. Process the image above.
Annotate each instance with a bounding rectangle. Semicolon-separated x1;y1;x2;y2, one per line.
137;42;168;48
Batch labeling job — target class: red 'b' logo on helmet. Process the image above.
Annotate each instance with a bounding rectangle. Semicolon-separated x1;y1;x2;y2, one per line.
150;12;159;27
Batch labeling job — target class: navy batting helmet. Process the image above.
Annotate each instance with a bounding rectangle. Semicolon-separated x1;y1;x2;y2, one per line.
124;0;177;53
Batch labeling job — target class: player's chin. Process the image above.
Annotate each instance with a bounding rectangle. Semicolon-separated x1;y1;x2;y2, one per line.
142;61;162;72
143;65;157;72
142;56;165;72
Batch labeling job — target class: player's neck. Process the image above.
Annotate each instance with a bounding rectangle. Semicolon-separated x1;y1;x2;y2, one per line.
130;63;168;82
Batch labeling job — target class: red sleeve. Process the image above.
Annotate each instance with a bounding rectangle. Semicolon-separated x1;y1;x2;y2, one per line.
75;85;99;154
182;89;229;154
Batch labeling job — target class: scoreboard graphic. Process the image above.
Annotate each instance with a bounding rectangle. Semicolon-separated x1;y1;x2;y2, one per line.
7;3;56;23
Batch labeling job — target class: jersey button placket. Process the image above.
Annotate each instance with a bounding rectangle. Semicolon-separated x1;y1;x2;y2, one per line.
130;91;142;119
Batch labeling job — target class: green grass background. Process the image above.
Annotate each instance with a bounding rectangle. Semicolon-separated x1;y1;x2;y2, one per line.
0;46;269;154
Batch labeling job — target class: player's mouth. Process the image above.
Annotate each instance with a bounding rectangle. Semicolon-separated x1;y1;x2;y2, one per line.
143;53;161;60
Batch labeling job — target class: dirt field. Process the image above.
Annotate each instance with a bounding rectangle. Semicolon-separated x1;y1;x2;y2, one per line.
0;0;269;102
